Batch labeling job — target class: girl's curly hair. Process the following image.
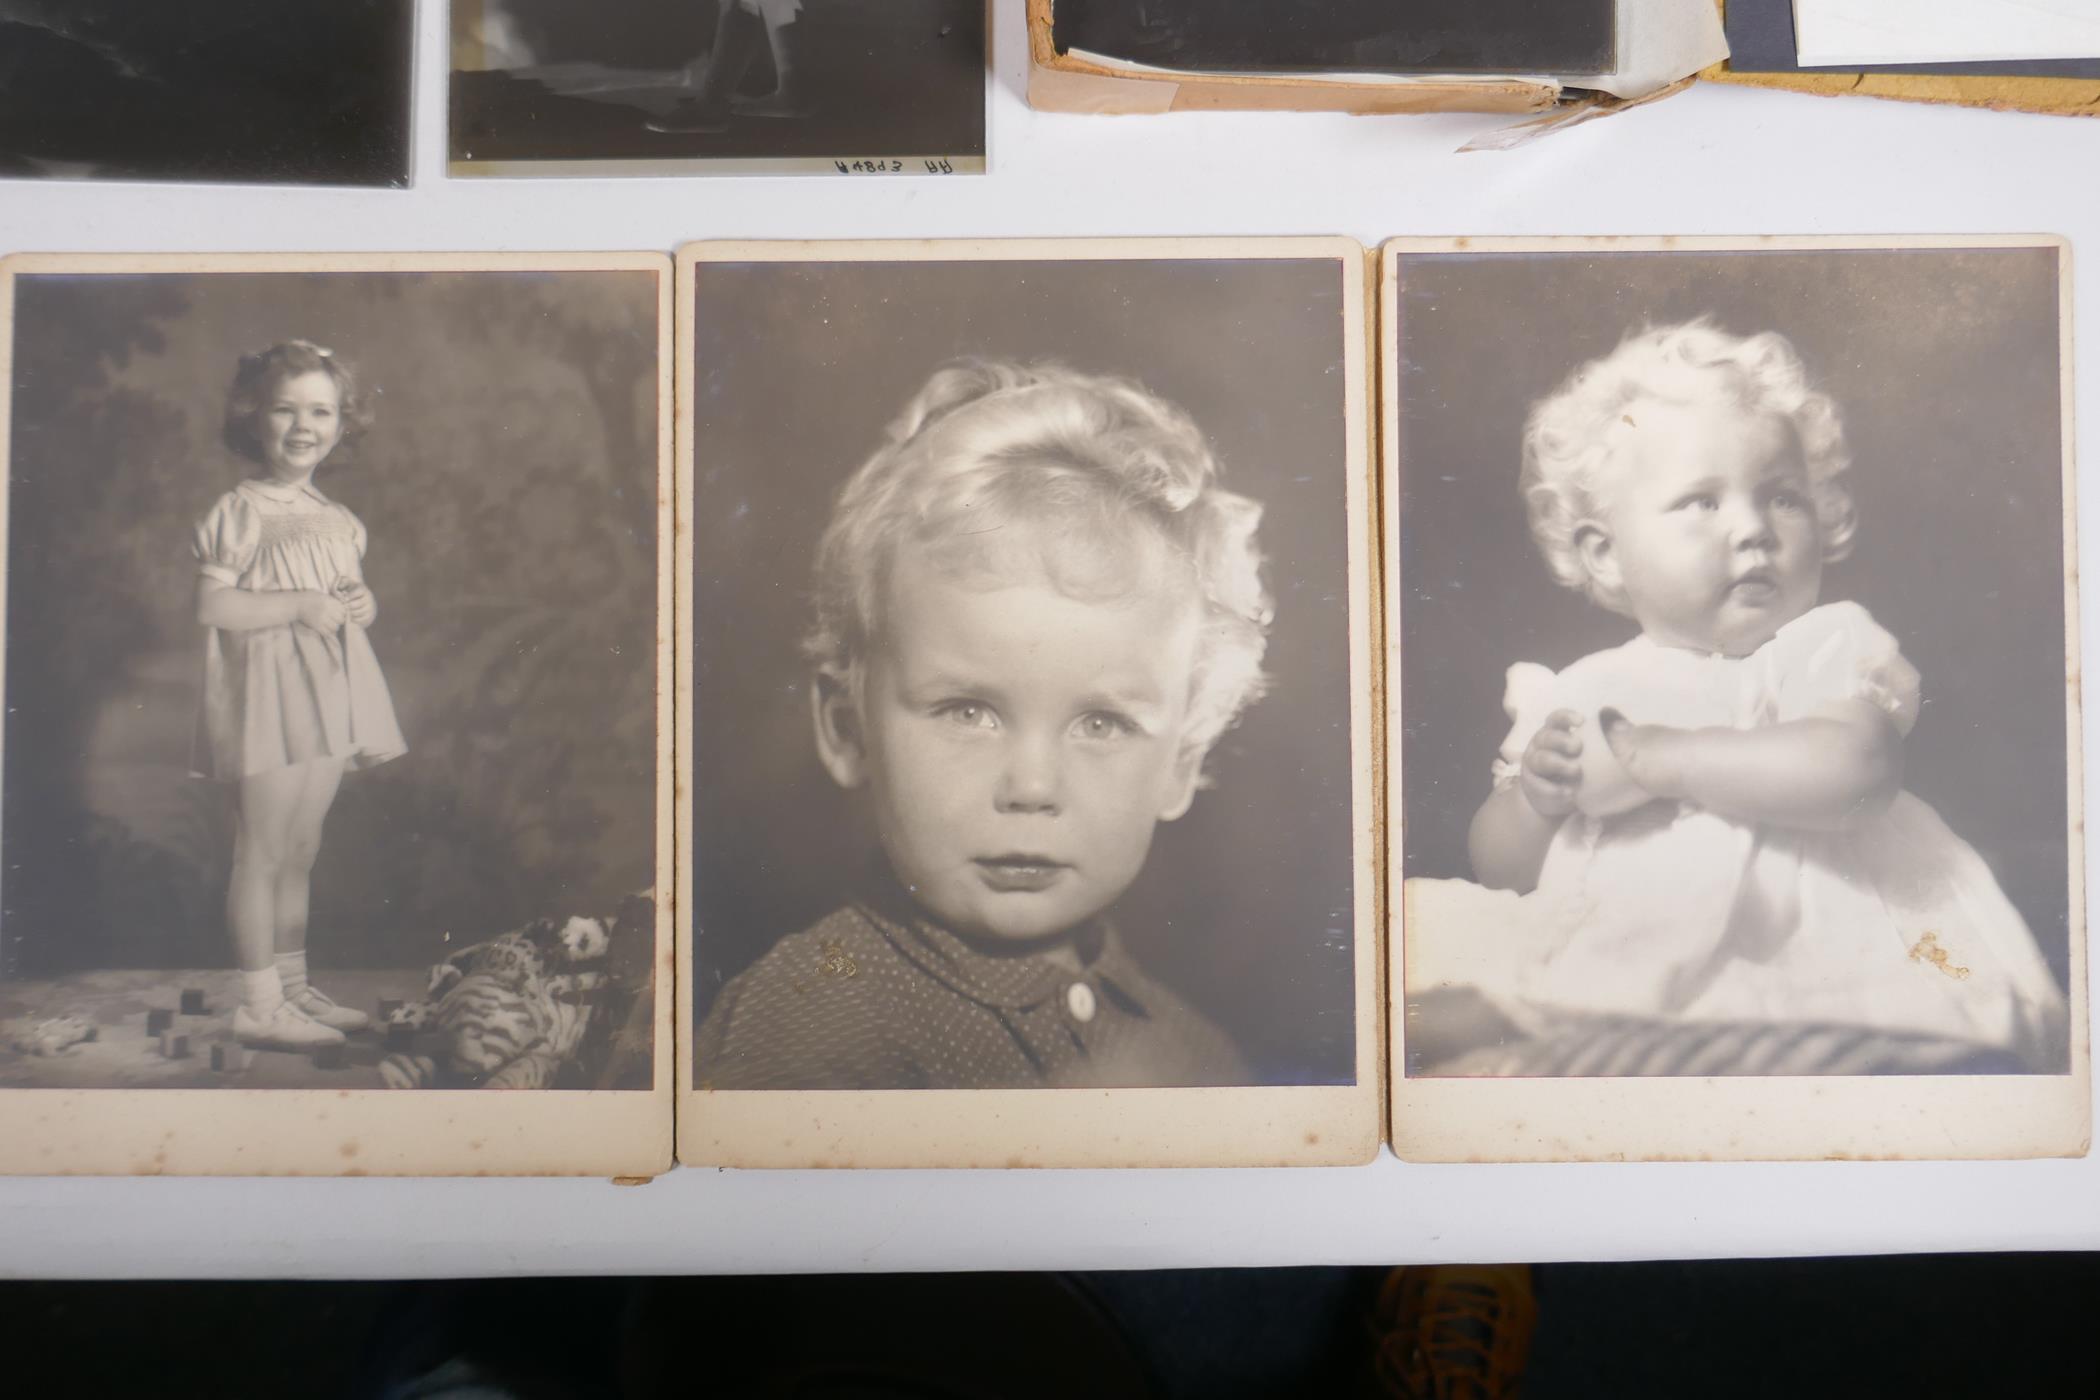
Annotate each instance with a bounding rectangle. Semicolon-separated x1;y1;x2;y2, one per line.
222;339;372;465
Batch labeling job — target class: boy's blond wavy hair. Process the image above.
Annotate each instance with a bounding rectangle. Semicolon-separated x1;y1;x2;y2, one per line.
806;359;1274;760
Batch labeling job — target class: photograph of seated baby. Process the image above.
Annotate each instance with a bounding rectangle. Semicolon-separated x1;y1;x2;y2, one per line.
689;252;1364;1092
1396;243;2075;1079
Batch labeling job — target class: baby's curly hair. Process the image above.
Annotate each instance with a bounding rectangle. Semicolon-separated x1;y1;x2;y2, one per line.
807;359;1274;759
1522;319;1857;613
222;339;372;465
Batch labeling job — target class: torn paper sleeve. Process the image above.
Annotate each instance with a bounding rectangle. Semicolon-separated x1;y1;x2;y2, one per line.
1588;0;1732;99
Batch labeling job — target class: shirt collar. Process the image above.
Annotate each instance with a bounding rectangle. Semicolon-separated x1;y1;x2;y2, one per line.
853;874;1149;1015
239;475;331;507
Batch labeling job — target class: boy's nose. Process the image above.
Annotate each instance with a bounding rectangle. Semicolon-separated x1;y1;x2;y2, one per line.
994;736;1064;814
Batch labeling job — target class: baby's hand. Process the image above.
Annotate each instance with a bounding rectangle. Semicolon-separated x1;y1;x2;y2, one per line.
298;591;348;632
1599;709;1693;801
1519;709;1584;818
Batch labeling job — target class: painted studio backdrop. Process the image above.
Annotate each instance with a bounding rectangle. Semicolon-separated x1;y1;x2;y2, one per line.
2;269;661;1087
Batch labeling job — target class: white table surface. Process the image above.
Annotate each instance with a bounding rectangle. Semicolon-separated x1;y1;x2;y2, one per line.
4;4;2099;1278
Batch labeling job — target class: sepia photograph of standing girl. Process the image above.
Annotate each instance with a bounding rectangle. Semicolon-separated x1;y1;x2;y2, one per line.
1;261;667;1096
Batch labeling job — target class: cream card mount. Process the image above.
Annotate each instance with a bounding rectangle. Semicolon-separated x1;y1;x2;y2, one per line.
676;237;1384;1168
1384;235;2088;1164
0;251;676;1177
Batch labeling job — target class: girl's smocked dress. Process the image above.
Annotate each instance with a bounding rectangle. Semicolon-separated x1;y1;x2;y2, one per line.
1406;602;2067;1066
191;477;406;780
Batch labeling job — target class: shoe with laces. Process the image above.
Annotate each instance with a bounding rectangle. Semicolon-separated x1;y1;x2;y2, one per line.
1369;1264;1536;1400
233;1001;347;1050
288;985;371;1033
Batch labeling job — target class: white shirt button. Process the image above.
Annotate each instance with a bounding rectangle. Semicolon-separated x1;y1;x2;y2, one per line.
1066;982;1097;1023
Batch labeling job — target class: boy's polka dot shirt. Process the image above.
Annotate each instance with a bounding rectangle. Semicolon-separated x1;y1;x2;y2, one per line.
693;889;1251;1091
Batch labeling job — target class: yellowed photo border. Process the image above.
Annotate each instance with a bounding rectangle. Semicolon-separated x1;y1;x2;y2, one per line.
675;236;1384;1168
0;252;676;1177
1383;234;2091;1163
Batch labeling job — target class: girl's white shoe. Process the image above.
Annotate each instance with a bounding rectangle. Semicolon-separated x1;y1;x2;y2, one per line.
233;1001;347;1050
288;986;372;1033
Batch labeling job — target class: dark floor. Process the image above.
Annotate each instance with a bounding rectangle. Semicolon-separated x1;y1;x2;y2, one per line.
1;1257;2094;1397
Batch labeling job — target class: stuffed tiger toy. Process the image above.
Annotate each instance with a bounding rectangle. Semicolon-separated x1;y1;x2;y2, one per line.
379;893;651;1090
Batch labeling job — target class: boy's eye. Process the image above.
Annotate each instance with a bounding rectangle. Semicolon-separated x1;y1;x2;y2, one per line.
1769;488;1805;511
935;702;997;730
1073;712;1139;741
1676;493;1719;513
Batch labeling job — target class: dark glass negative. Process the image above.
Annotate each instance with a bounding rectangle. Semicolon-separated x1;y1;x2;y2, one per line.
1052;0;1616;77
0;0;413;187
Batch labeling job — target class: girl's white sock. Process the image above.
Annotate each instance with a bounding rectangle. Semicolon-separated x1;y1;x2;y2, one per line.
274;950;310;1001
241;967;286;1017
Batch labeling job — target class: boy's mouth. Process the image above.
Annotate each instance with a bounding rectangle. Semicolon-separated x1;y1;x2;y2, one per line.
973;855;1070;894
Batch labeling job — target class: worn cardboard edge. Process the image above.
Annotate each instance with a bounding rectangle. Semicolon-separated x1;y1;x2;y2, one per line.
0;250;678;1177
1024;0;1560;115
672;236;1384;1169
1702;63;2100;116
1374;243;1398;1157
1379;233;2092;1165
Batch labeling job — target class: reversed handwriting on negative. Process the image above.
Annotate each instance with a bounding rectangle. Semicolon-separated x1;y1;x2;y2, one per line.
834;157;957;175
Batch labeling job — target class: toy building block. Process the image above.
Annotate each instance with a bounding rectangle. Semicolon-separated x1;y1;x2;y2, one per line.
160;1031;191;1059
377;998;403;1021
146;1008;175;1035
385;1022;417;1051
209;1044;251;1073
179;988;208;1015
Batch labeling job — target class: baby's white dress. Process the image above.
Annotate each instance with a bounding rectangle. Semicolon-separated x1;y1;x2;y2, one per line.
1406;602;2067;1065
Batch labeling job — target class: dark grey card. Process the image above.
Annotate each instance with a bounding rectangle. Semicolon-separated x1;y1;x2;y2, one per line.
1053;0;1616;77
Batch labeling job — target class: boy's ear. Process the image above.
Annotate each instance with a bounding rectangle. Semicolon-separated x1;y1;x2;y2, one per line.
1575;521;1620;599
810;670;868;790
1155;743;1208;823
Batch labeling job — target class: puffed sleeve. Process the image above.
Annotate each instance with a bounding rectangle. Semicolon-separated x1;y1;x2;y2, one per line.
191;490;261;586
341;504;369;559
1490;662;1560;788
1771;601;1922;736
